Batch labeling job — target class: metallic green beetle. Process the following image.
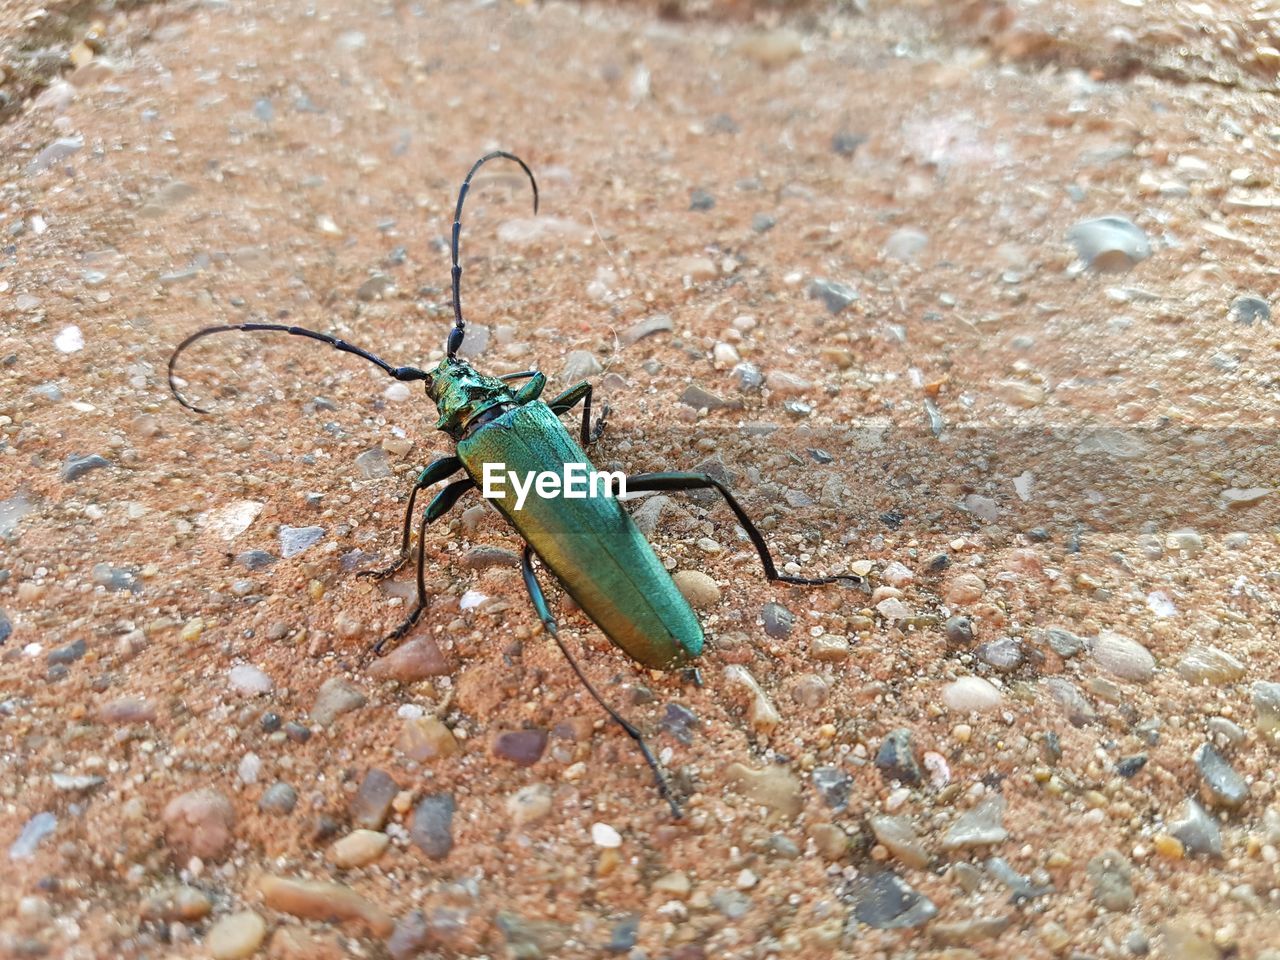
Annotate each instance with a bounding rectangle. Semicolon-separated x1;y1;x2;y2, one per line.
169;152;867;814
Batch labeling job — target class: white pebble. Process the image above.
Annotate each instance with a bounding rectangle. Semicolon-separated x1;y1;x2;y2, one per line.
384;382;412;401
227;665;273;696
459;590;487;611
942;677;1003;712
591;822;622;848
54;325;84;354
237;752;261;785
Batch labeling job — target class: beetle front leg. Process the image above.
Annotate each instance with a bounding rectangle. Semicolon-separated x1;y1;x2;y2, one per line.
519;545;683;819
548;381;610;446
370;476;474;656
357;456;462;582
621;472;870;592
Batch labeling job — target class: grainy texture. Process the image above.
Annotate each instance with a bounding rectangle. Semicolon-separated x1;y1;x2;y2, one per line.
1;0;1279;958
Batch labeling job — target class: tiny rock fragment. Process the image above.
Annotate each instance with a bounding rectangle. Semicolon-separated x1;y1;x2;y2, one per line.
204;910;266;960
163;788;235;860
725;762;802;819
868;815;929;869
97;697;156;725
329;829;390;869
1194;743;1248;809
851;870;938;929
875;728;922;785
942;677;1002;712
1068;216;1150;272
1091;632;1155;683
492;728;548;766
410;793;456;860
1177;644;1245;685
367;636;452;682
350;769;399;830
506;784;553;827
1169;798;1222;857
398;716;460;763
1086;850;1135;912
310;678;367;726
1219;487;1270;509
724;664;780;733
621;314;673;346
941;796;1008;850
808;278;859;314
673;570;720;608
259;875;393;936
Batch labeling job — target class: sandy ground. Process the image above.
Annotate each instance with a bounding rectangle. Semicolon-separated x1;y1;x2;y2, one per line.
2;0;1279;957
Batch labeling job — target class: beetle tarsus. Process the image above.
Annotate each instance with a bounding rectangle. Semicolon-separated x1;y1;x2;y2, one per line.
371;603;425;657
355;554;410;582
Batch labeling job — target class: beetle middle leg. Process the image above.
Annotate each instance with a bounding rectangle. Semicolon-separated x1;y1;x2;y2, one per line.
370;476;475;656
548;381;610;446
620;472;870;591
519;544;682;818
357;456;463;582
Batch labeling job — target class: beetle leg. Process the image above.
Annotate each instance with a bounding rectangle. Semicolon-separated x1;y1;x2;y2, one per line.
370;476;475;656
357;456;463;582
548;381;610;446
621;472;871;592
519;544;683;819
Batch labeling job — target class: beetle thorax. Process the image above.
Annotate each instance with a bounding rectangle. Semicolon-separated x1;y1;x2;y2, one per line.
425;357;517;438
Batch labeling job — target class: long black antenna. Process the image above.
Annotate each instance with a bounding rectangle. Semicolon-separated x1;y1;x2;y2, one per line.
168;322;429;414
446;151;539;360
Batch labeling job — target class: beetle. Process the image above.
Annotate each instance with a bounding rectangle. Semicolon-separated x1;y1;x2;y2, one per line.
168;151;868;815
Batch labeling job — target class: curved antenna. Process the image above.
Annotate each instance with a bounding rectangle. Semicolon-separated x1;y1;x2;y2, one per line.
168;322;430;414
446;151;539;359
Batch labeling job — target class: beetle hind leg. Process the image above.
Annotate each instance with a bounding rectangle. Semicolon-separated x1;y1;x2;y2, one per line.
519;544;683;819
622;471;870;592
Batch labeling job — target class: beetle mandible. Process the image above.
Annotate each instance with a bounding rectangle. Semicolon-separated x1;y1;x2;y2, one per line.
168;151;869;816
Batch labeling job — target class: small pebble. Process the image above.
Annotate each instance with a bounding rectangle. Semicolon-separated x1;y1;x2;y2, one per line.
868;815;928;869
1068;216;1151;272
204;910;267;960
409;793;456;860
760;602;794;638
259;875;393;936
398;716;460;763
591;822;622;847
310;678;366;726
163;789;235;860
61;454;111;482
673;570;720;608
850;870;937;929
493;728;548;766
808;278;859;314
258;782;297;815
725;762;802;819
350;769;399;830
941;796;1008;849
279;525;325;558
942;677;1003;712
228;664;273;696
367;636;452;682
1087;850;1135;912
329;829;390;868
1169;797;1222;857
8;812;56;861
1091;632;1155;683
1177;644;1245;684
1194;743;1248;808
875;728;922;785
506;784;553;827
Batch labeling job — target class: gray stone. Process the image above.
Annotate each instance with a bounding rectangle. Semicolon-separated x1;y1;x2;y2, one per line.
279;525;325;558
1194;743;1247;808
812;766;852;811
621;314;673;346
561;350;603;383
1229;295;1270;325
258;782;298;815
61;454;111;482
1169;798;1221;857
410;793;455;860
808;279;859;315
941;796;1008;850
875;728;922;785
1043;626;1086;657
310;678;366;726
851;870;937;929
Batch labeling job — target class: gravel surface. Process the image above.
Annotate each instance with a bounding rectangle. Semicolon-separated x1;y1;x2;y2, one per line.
2;0;1279;957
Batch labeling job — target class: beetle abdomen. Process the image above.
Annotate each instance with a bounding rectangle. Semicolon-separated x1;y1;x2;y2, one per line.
456;402;704;669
